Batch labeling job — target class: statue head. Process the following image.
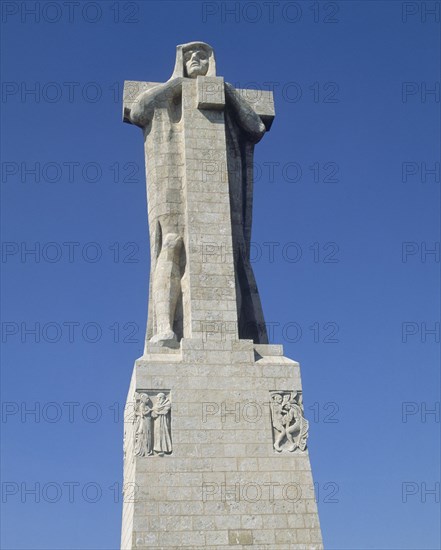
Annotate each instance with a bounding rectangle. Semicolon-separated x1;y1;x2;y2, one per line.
184;46;209;78
170;41;216;80
157;392;165;402
272;394;282;404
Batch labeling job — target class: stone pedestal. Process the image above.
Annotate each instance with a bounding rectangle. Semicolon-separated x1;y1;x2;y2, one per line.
121;338;323;549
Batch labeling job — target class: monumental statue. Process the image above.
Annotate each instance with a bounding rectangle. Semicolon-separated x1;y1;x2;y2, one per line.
121;42;323;549
124;41;272;348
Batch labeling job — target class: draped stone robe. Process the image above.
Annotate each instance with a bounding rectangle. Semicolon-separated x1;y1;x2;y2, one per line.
123;42;274;345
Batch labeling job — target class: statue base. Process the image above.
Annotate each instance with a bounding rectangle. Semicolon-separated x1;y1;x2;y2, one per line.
121;338;323;549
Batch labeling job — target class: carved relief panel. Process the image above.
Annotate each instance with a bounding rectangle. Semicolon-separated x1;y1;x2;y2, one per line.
270;391;309;453
132;391;172;457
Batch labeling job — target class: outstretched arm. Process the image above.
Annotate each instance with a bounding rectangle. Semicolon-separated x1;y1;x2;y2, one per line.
224;82;266;142
127;77;184;128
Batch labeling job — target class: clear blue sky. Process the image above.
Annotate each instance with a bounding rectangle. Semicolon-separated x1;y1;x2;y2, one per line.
1;1;440;549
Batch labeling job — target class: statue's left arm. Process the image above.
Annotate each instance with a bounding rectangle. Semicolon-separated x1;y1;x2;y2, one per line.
224;82;266;143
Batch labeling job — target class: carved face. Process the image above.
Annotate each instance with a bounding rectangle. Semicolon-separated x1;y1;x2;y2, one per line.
273;394;282;404
157;393;165;403
184;47;209;78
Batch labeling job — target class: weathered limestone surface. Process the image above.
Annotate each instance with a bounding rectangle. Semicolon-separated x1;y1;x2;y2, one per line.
121;41;323;549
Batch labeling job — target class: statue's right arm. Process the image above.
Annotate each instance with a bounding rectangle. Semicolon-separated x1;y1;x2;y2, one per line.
128;89;157;127
128;78;184;128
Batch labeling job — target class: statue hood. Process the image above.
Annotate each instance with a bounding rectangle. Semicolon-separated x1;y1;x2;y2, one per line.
169;41;217;79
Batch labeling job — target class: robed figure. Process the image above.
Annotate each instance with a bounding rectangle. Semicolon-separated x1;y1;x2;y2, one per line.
124;42;270;347
133;393;153;457
151;393;172;455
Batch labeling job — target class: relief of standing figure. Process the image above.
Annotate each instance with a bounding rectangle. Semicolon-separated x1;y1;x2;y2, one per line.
271;394;287;452
285;392;309;452
151;393;172;455
133;393;153;457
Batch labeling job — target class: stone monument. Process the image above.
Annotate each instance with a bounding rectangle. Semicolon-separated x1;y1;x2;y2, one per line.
121;41;323;549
